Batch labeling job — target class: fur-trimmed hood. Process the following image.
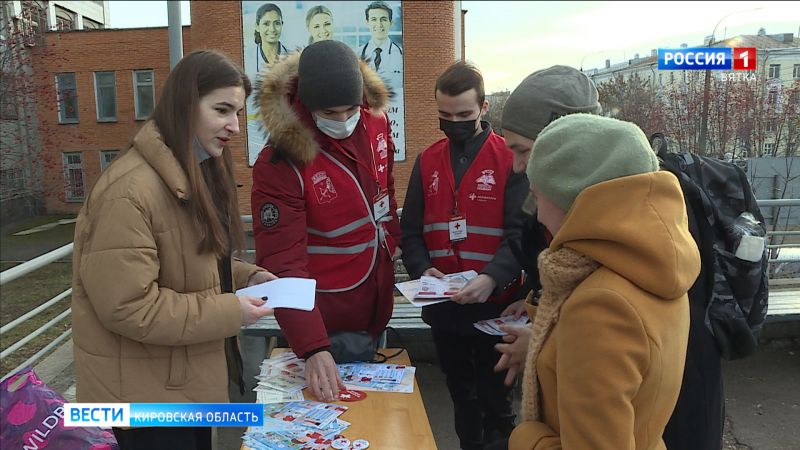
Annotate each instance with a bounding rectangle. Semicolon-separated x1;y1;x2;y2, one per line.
256;52;391;163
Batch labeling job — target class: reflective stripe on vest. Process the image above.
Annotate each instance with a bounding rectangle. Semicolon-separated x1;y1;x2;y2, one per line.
428;248;495;262
308;216;373;238
308;239;378;255
422;222;504;237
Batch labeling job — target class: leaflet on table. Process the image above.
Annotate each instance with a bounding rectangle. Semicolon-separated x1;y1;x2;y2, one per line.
244;401;351;450
256;389;305;405
261;401;348;430
338;363;416;393
473;313;530;336
255;352;308;404
235;278;316;311
394;270;478;307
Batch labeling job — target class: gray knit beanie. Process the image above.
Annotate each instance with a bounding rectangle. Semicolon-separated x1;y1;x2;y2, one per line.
298;40;363;111
502;65;601;140
526;114;659;212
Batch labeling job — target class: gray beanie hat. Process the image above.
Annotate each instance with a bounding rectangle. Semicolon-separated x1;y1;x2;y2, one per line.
298;40;363;111
502;65;601;140
526;114;659;212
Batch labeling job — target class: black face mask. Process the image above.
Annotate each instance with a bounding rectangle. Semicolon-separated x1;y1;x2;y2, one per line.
439;117;478;143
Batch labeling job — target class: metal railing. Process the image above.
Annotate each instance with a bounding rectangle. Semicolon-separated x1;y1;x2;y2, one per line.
2;201;798;380
1;243;74;381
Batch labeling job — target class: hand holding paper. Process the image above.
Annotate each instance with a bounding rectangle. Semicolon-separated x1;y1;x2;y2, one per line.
235;278;317;311
395;270;478;307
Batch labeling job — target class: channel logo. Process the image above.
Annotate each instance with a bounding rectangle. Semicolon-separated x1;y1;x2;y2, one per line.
658;47;756;71
64;403;264;427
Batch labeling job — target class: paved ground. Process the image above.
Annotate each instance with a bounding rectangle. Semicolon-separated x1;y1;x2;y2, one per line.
4;216;799;449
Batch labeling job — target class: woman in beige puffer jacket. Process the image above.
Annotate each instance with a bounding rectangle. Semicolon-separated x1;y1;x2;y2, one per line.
71;50;275;450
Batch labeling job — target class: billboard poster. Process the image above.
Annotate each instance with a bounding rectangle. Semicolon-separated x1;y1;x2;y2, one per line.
242;1;406;165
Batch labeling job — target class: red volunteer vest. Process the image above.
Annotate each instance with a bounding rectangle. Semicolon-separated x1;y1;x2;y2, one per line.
419;131;518;303
297;112;394;292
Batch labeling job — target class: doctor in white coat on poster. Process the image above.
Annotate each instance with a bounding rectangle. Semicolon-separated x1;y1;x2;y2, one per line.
360;1;403;91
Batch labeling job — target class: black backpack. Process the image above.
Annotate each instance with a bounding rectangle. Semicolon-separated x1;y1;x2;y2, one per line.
651;133;769;360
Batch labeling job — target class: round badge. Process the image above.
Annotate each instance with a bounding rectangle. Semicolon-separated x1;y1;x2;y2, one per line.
338;389;367;402
331;437;351;449
352;439;370;449
259;202;279;228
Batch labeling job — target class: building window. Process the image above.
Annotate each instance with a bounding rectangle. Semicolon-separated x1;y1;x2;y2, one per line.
62;152;85;201
763;142;775;155
133;70;155;120
788;142;797;155
94;71;117;122
765;119;777;132
100;149;119;171
17;1;47;46
793;64;800;79
767;88;778;106
768;64;781;79
83;17;102;30
56;72;79;124
1;71;18;120
54;6;75;31
1;168;26;192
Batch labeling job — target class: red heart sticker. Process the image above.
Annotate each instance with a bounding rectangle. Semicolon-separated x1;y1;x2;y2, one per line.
338;389;367;402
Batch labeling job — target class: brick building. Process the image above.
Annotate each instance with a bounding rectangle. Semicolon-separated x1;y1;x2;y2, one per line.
28;1;465;215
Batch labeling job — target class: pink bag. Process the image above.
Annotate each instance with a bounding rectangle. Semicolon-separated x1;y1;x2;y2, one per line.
0;367;119;450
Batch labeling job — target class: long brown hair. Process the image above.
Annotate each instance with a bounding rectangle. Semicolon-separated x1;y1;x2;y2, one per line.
150;50;250;258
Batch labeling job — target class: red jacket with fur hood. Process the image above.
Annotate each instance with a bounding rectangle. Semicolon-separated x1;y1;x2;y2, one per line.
251;53;401;358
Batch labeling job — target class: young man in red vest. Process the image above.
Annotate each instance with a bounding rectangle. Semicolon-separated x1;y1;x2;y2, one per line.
251;40;401;403
400;61;528;450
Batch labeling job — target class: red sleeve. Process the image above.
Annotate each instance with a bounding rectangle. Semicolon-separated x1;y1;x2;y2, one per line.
251;147;330;356
384;113;402;247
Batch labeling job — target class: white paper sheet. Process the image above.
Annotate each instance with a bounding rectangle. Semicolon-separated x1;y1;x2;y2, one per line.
394;270;478;307
235;278;316;311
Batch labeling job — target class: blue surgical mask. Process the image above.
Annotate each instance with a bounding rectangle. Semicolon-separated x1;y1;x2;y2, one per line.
314;110;361;140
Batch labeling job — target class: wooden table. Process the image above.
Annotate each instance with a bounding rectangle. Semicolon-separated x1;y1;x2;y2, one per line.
241;348;436;449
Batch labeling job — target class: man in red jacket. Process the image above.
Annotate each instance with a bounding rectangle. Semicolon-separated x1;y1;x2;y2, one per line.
401;61;527;450
251;40;401;402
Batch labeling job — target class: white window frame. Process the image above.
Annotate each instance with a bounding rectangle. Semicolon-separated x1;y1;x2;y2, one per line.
94;71;117;122
56;72;79;124
100;149;119;171
793;64;800;79
62;152;86;201
133;69;155;120
768;64;781;79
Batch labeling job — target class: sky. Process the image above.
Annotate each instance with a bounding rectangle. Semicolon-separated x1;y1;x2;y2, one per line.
107;1;800;92
464;1;800;92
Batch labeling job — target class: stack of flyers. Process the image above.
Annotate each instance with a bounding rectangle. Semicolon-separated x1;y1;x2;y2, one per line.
260;351;306;376
243;401;350;450
338;363;416;394
253;386;305;405
255;352;308;404
473;313;530;336
416;271;475;299
395;270;478;307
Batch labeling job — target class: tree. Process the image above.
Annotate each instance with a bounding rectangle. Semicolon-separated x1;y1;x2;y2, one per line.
1;1;90;220
596;72;666;138
484;90;510;134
